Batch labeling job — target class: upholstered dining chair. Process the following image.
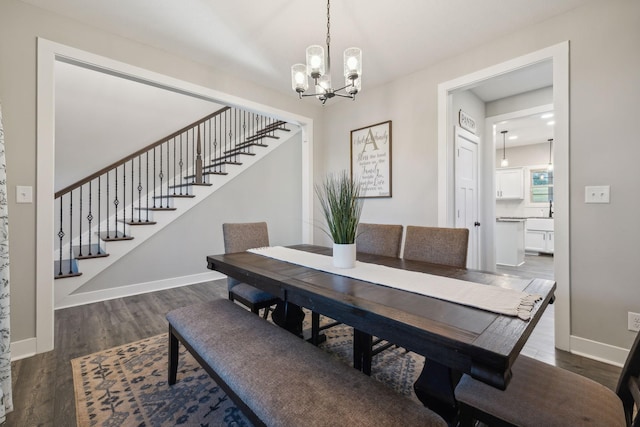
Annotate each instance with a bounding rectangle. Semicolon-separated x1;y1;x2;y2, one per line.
222;222;279;319
455;329;640;427
311;223;404;345
403;226;469;268
356;223;404;258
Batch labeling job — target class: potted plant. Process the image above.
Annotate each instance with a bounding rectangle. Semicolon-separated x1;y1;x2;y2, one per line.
315;170;363;268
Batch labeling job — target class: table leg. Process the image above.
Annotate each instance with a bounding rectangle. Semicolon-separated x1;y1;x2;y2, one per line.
413;359;462;423
353;329;373;375
271;300;305;337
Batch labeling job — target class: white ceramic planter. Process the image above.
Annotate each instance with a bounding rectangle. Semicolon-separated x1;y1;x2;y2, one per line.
333;243;356;268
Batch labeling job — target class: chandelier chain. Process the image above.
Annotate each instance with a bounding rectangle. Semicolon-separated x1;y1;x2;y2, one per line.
326;0;331;48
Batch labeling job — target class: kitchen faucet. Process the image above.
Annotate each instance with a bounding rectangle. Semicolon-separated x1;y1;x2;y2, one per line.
548;200;553;218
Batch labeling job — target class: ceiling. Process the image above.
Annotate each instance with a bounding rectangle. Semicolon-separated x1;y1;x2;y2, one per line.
495;110;555;149
23;0;589;97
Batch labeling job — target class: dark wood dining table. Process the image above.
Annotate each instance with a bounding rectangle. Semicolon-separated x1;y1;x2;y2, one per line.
206;244;556;420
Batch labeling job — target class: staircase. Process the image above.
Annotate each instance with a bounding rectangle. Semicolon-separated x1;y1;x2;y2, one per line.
54;105;295;307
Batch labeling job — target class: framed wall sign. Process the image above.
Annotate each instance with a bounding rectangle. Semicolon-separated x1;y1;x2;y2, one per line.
459;109;477;134
350;120;392;198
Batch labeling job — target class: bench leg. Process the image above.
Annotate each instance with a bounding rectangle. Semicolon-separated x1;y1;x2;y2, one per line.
168;325;179;385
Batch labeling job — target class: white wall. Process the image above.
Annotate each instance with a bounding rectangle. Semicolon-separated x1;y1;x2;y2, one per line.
486;86;553;117
320;0;640;352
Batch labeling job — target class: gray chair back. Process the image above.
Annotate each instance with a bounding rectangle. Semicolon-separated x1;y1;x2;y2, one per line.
356;223;403;258
222;222;269;253
222;222;269;290
403;226;469;268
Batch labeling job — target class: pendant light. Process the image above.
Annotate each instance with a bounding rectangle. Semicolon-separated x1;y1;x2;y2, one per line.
290;0;362;104
547;138;554;171
500;130;509;167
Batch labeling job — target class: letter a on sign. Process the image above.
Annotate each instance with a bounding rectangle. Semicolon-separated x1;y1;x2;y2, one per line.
361;129;379;153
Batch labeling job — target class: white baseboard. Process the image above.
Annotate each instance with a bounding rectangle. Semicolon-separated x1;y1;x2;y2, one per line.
55;271;226;310
570;335;629;367
11;338;37;361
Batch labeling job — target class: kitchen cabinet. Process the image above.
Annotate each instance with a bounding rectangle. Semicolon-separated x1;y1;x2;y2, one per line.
496;168;524;200
496;218;525;266
525;218;554;254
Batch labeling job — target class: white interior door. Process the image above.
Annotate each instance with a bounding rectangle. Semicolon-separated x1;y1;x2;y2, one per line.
454;126;480;269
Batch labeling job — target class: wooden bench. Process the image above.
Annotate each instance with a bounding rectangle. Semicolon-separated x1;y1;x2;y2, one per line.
167;299;447;427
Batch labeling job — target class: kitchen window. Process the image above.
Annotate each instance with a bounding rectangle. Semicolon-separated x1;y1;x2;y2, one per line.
530;169;553;203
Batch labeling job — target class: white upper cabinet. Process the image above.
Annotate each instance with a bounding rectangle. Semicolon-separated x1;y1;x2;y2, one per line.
496;167;524;200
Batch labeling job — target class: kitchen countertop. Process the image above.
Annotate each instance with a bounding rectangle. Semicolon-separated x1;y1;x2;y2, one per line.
496;216;553;221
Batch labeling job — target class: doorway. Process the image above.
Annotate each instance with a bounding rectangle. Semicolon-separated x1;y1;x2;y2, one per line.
437;42;570;351
489;105;555;281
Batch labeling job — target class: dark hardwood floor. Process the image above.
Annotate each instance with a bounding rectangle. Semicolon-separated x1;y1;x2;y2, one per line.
6;270;622;426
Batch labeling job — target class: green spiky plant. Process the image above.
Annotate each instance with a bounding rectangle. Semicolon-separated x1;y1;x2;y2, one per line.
315;170;363;244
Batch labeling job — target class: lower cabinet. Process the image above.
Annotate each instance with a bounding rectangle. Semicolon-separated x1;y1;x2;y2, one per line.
525;230;554;253
525;219;554;254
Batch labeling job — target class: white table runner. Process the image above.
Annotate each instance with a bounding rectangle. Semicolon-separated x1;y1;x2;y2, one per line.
248;246;541;320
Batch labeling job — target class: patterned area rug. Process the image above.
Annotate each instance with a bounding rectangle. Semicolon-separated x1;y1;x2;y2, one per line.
72;321;424;426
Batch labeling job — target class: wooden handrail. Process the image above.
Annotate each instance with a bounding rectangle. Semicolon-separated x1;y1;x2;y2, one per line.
54;106;231;199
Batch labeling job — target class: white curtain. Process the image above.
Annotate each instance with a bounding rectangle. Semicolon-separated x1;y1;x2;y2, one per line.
0;102;13;421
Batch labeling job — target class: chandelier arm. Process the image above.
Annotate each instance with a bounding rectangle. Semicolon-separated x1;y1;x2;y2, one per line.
333;93;356;99
332;82;354;92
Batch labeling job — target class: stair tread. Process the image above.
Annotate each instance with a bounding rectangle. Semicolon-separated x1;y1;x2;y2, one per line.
99;231;134;241
124;220;158;225
152;194;196;199
74;244;108;260
135;207;177;211
54;259;82;279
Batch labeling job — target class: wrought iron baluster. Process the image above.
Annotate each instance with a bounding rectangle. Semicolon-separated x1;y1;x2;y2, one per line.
228;110;233;162
138;156;143;222
68;190;73;274
172;137;177;195
78;185;83;257
191;127;196;184
159;144;164;208
57;195;64;276
114;165;121;237
167;138;171;197
242;110;246;147
121;163;126;237
153;147;157;208
87;181;93;256
98;175;102;243
106;170;110;238
178;134;183;195
145;152;150;221
131;159;134;223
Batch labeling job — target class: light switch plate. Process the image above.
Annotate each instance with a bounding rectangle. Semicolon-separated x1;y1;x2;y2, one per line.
585;185;610;204
16;185;33;204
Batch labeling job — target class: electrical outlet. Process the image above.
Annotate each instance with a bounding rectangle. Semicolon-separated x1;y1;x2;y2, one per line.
628;312;640;332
